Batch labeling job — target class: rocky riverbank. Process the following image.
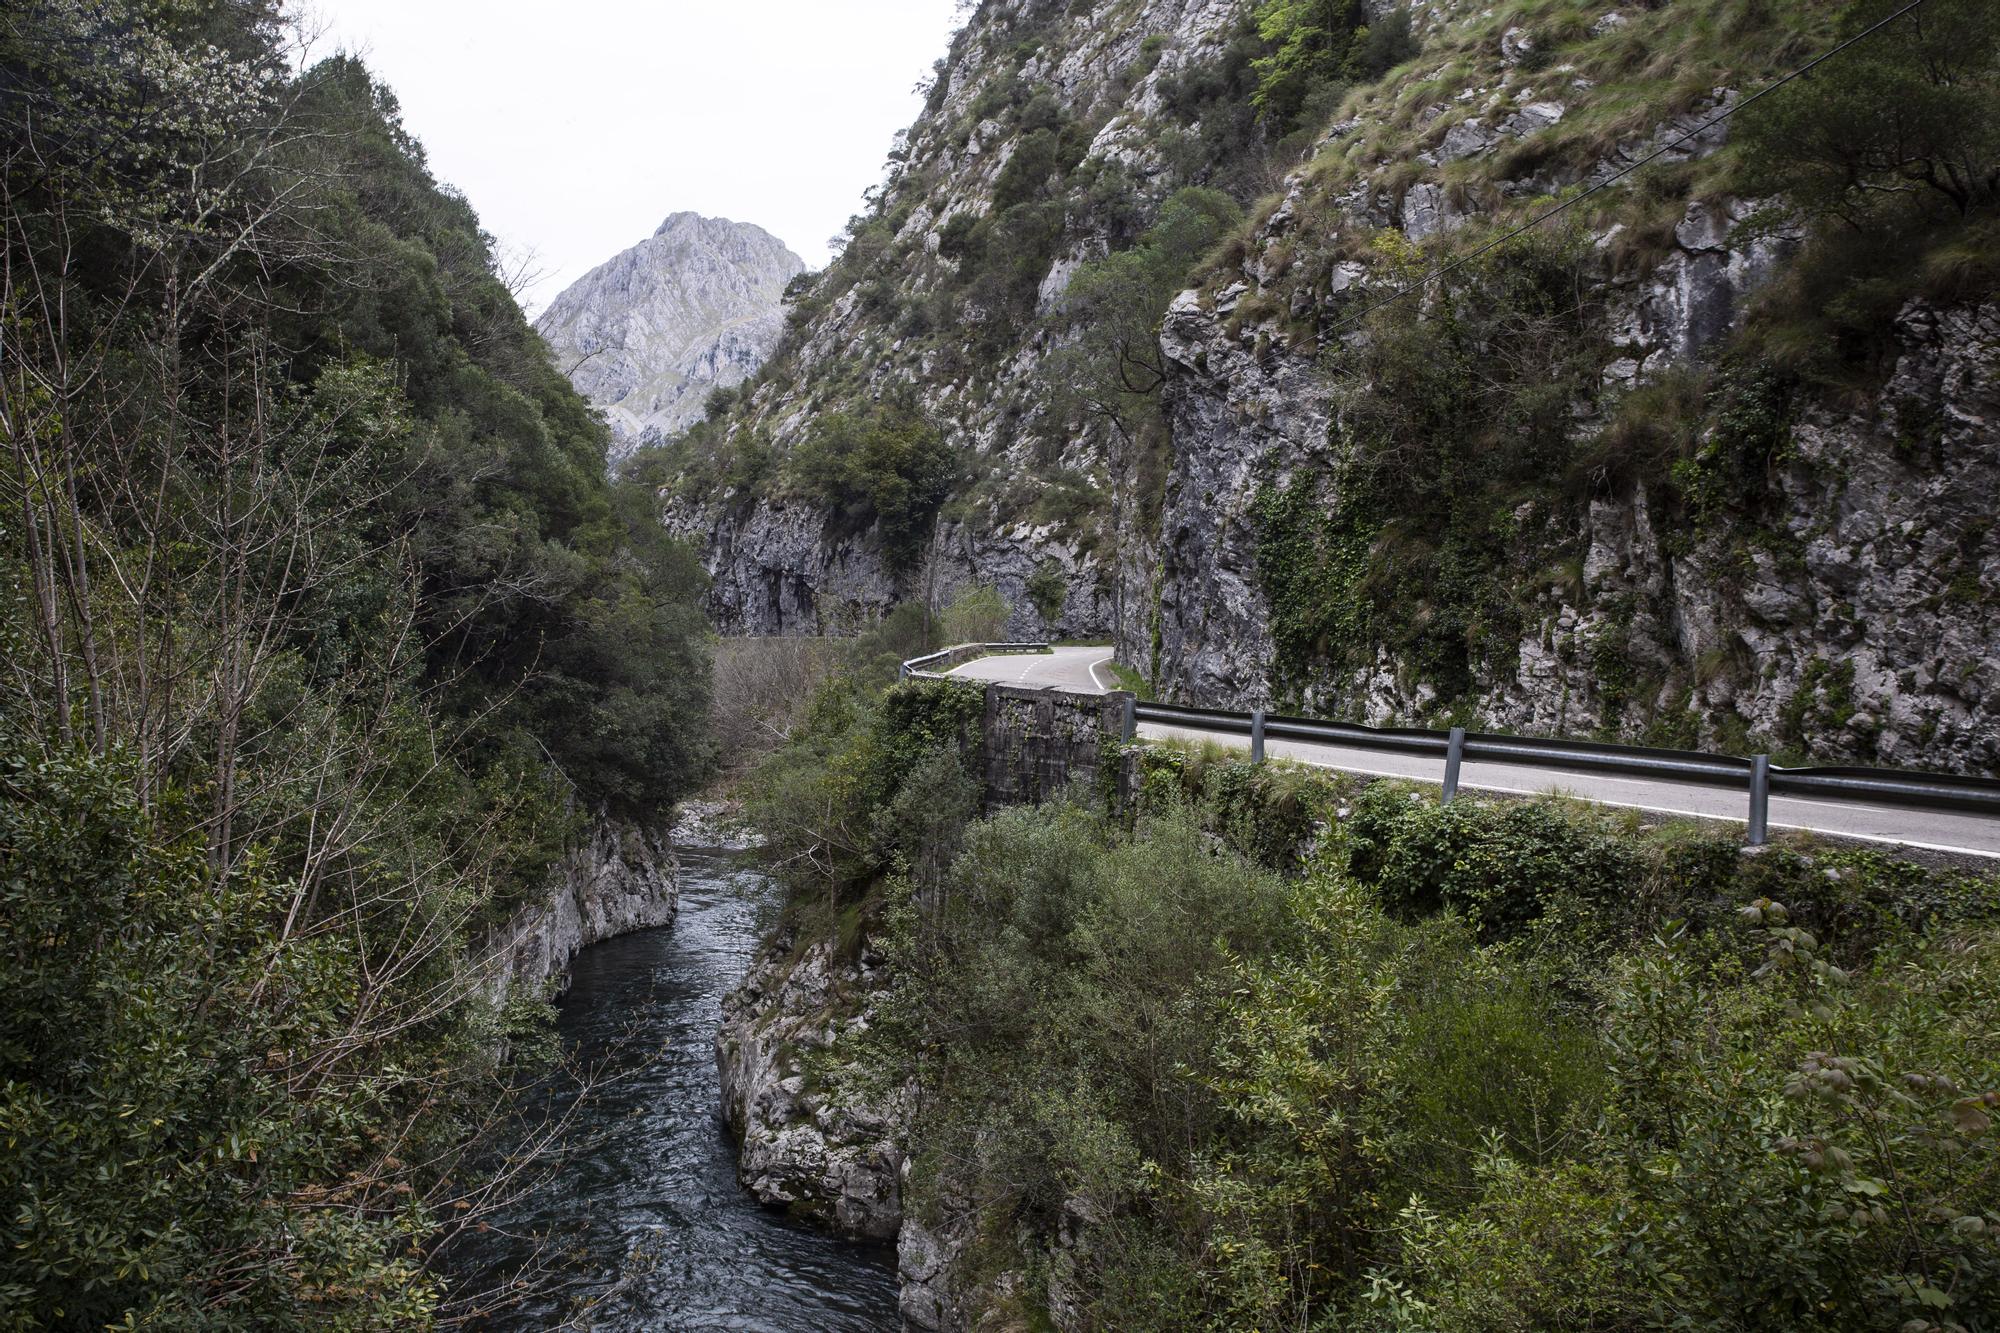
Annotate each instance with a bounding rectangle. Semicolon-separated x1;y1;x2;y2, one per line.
717;912;1144;1333
716;921;909;1243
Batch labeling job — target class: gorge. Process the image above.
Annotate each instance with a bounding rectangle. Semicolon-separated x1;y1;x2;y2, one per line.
6;0;1998;1329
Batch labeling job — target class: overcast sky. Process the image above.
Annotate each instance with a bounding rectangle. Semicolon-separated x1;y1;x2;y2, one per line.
300;1;965;314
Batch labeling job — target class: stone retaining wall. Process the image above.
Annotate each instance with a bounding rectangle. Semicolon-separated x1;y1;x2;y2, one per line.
979;685;1137;810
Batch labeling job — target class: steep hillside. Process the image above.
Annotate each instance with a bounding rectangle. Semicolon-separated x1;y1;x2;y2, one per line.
0;7;712;1319
659;0;1999;776
538;212;803;463
655;0;1270;639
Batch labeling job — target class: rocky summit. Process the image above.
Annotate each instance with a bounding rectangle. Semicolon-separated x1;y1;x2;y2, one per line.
537;212;804;463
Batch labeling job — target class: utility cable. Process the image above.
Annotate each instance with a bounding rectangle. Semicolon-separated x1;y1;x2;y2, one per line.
1319;0;1933;336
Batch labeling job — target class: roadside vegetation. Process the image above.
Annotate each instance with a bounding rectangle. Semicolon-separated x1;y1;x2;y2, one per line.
747;669;2000;1332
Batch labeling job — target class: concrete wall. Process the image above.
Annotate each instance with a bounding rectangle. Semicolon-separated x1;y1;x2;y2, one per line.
979;685;1137;809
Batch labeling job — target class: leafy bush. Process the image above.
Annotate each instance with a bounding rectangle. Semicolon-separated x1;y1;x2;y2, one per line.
783;405;961;569
1025;561;1068;624
886;798;1292;1242
1345;785;1644;943
1138;747;1349;870
1050;187;1243;448
1250;0;1416;133
0;737;448;1327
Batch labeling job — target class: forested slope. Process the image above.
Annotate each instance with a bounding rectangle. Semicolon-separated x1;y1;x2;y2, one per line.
1;3;710;1323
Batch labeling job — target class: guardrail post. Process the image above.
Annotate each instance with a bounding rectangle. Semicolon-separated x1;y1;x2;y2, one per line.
1748;753;1770;847
1442;726;1466;804
1251;709;1266;764
1120;695;1136;743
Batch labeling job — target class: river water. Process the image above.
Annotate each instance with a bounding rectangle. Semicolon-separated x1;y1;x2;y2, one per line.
466;847;899;1331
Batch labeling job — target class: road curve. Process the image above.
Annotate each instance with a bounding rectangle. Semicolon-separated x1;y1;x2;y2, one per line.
946;645;1116;693
943;650;2000;860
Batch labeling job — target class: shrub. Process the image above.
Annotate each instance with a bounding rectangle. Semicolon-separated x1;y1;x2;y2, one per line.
887;798;1293;1246
783;405;961;569
0;739;446;1327
1049;187;1243;445
941;583;1010;643
1025;561;1068;624
742;676;984;903
1344;785;1644;946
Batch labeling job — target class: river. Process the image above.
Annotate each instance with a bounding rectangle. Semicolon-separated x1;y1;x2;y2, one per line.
464;846;899;1330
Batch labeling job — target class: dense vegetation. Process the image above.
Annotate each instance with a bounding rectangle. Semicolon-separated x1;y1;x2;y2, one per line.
749;678;2000;1331
1;3;710;1324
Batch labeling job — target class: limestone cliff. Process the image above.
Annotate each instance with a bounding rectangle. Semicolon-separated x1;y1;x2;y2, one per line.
662;0;1249;643
481;815;678;1003
662;0;1998;777
537;213;804;465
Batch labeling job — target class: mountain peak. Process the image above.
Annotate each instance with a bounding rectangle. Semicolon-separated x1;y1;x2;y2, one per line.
655;209;722;236
537;214;806;466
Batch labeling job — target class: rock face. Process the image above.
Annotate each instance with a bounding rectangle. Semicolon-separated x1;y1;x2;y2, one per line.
667;0;1997;778
1148;180;1999;773
481;814;678;1002
537;213;804;464
662;0;1248;645
716;921;908;1242
719;915;1006;1329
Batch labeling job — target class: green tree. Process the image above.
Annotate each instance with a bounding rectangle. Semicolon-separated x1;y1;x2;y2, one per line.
1250;0;1364;129
784;405;961;569
1738;0;2000;224
1050;187;1243;445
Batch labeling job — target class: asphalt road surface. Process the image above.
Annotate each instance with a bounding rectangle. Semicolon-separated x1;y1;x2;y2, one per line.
947;649;2000;859
947;645;1118;692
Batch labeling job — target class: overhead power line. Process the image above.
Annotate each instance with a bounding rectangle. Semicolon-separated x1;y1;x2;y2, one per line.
1320;0;1933;337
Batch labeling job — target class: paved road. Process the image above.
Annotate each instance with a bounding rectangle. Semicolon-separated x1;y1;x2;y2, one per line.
947;645;1116;692
946;649;2000;859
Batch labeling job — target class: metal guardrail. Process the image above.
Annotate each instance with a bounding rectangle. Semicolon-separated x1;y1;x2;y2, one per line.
902;647;2000;846
1122;699;2000;845
899;641;1051;681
